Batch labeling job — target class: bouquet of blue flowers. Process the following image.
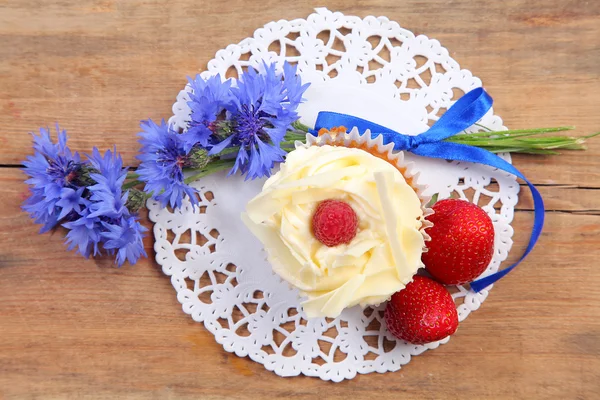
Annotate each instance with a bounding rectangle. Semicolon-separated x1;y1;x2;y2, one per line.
23;62;309;265
22;62;597;266
23;131;147;266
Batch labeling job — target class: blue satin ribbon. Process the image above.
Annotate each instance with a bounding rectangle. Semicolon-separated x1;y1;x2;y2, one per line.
312;88;544;292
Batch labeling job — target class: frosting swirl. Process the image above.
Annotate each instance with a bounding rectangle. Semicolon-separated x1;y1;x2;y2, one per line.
243;145;425;318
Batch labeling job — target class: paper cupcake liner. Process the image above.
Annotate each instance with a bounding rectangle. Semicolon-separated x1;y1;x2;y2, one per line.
298;127;434;263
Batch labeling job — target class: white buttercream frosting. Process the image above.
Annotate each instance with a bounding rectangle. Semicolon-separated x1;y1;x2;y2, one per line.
243;144;425;318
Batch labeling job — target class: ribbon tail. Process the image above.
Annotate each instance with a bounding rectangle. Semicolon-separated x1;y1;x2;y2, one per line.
413;142;545;292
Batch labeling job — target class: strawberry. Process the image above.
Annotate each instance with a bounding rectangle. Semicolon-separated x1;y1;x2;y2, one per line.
312;199;358;247
422;198;495;285
385;276;458;344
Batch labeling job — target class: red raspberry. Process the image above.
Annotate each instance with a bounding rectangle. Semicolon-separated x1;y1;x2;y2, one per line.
311;200;358;247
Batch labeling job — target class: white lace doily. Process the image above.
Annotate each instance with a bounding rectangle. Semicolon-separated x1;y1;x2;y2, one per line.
148;8;519;382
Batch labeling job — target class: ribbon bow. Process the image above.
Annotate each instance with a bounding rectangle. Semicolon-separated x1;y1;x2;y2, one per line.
312;88;544;292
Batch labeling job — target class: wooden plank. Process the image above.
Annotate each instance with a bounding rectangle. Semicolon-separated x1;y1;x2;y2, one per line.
1;0;599;185
1;169;599;399
1;0;600;398
518;184;600;213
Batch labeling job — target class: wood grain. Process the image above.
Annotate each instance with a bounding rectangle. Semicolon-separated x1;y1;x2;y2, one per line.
1;1;599;399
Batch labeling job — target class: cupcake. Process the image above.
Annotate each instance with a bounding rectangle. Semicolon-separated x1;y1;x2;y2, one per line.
242;127;432;318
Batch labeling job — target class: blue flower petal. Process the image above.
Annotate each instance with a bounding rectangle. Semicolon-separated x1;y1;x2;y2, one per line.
101;216;147;267
224;62;309;179
136;119;200;209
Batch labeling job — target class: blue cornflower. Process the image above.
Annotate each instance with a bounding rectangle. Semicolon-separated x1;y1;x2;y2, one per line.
184;74;235;150
88;147;126;196
137;119;199;209
87;147;129;219
22;126;86;232
85;147;146;266
31;123;71;161
101;216;147;267
210;62;309;180
56;187;88;220
23;126;147;267
63;209;102;258
23;191;59;233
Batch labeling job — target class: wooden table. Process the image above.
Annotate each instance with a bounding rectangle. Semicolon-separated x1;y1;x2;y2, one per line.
1;1;599;398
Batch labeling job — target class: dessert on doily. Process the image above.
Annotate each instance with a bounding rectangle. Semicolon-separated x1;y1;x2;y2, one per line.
21;8;598;381
242;125;498;344
243;130;432;319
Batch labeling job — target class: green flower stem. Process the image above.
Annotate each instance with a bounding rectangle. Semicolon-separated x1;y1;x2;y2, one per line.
214;147;239;157
288;121;594;154
446;129;600;154
123;123;599;192
182;131;307;184
183;159;236;184
210;130;306;159
285;130;308;141
285;134;307;141
471;125;575;135
122;179;144;190
281;139;300;148
292;120;311;133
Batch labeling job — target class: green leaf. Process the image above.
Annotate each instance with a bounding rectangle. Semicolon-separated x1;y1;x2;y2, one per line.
426;193;439;208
